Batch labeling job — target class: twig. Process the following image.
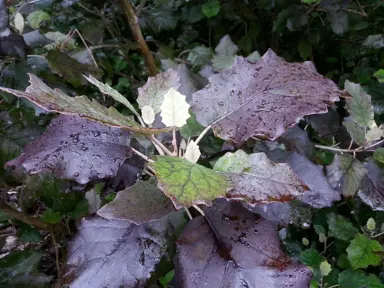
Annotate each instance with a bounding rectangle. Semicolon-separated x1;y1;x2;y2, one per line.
135;0;147;17
185;207;193;220
131;147;154;162
74;29;98;68
90;43;137;50
50;230;61;278
0;199;64;232
195;125;212;145
315;139;384;154
372;231;384;238
119;0;157;76
150;136;173;156
193;205;205;216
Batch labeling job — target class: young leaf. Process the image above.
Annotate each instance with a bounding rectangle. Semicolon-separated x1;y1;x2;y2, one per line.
358;160;384;211
183;140;201;164
26;10;50;29
366;218;376;231
365;125;384;142
319;261;332;276
175;200;312;287
97;178;176;225
374;69;384;83
84;74;140;119
0;74;171;134
326;154;368;197
63;216;171;288
201;0;220;18
345;80;375;128
149;156;229;209
14;12;24;34
338;269;384;288
212;35;239;71
213;149;252;173
141;105;155;125
327;213;359;241
137;69;180;114
346;234;383;269
160;88;190;127
6;115;133;184
192;49;343;144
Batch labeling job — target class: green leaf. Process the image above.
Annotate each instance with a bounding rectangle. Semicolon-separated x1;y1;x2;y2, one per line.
0;74;170;135
246;51;261;62
373;147;384;164
367;218;376;231
26;10;50;29
297;41;312;60
338;269;384;288
299;248;323;267
18;223;42;243
374;69;384;83
327;213;359;241
180;113;204;139
301;0;319;3
84;75;140;119
215;35;239;56
201;0;220;18
214;150;251;173
319;260;332;276
302;238;309;246
326;154;368;197
159;270;175;287
186;46;213;69
346;234;383;269
149;156;230;208
344;120;365;145
212;54;236;71
345;80;375;128
40;209;61;224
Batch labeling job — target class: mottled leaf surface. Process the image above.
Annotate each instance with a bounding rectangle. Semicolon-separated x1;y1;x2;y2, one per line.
0;74;170;134
327;154;368;197
6;115;132;184
97;178;175;225
358;160;384;211
192;49;342;144
64;216;169;288
149;156;229;209
175;200;311;288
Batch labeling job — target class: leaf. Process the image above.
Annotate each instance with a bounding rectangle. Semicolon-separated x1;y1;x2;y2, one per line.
344;120;365;145
0;74;170;134
18;223;42;243
319;260;332;276
192;50;343;144
44;31;76;50
137;69;180;114
0;34;30;59
184;140;200;164
373;148;384;164
298;41;312;60
366;125;384;142
160;88;190;127
14;12;24;34
246;50;261;62
85;189;101;214
212;54;237;71
327;213;359;241
213;149;251;173
358;160;384;211
141;105;155;125
149;156;229;208
338;269;384;288
327;154;368;197
300;249;323;267
215;35;239;56
305;107;340;139
40;209;61;224
201;0;220;18
63;216;170;288
328;11;349;35
6;115;133;184
180;113;204;138
97;178;176;225
84;74;140;118
374;69;384;83
366;218;376;231
159;270;175;287
175;200;312;288
363;35;384;49
186;46;213;69
346;234;382;269
26;10;50;29
345;80;375;128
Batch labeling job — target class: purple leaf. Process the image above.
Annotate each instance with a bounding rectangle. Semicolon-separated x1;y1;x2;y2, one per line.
97;178;176;225
192;49;343;144
6;115;133;184
358;160;384;211
175;200;311;287
64;216;169;288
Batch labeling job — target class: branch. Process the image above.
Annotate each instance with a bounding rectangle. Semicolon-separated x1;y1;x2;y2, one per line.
0;199;65;232
315;139;384;154
119;0;157;76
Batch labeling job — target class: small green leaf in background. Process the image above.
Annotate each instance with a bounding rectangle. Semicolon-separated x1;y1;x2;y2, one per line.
26;10;50;29
17;223;42;243
346;234;383;269
301;0;319;3
374;69;384;83
302;237;309;246
300;248;323;267
319;260;332;276
373;147;384;164
297;41;312;60
214;150;251;173
338;269;384;288
159;270;175;287
187;46;213;69
327;213;359;241
246;51;261;62
366;218;376;231
202;0;221;18
40;209;61;224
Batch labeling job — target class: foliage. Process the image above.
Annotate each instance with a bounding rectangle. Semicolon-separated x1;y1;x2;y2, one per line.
0;0;384;287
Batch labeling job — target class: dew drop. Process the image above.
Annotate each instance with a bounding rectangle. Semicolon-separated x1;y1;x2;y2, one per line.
218;101;224;106
93;131;100;137
74;172;79;177
230;90;235;96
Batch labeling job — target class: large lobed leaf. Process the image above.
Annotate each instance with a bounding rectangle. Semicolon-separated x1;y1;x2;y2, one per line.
175;200;312;287
192;49;343;144
6;115;133;184
358;160;384;211
0;74;171;134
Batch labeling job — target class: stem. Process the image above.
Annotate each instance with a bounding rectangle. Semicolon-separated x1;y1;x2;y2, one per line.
172;129;177;155
74;29;98;68
315;139;384;154
51;230;61;278
195;125;212;145
184;207;193;220
193;205;205;216
131;147;154;162
119;0;157;76
150;136;173;156
0;200;64;232
372;231;384;238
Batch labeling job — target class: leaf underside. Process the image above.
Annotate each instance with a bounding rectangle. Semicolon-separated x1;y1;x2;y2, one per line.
192;49;343;144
